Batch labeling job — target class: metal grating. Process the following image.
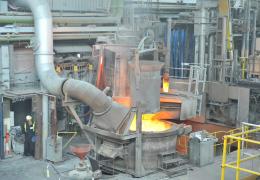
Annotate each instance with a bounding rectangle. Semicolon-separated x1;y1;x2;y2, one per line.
48;0;111;13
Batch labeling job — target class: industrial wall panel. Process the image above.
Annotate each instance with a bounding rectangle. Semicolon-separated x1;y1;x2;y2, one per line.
237;87;250;126
255;38;260;51
208;82;229;103
228;86;239;100
0;45;10;90
48;0;111;13
11;49;37;86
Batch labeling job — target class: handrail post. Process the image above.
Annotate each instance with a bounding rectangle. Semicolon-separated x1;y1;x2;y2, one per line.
245;126;249;149
241;124;245;155
236;139;241;180
221;136;228;180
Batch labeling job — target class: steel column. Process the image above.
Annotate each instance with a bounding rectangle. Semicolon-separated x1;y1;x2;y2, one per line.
194;36;199;64
165;18;172;72
0;45;10;90
133;49;144;177
208;34;214;81
199;8;206;66
0;95;4;159
251;10;257;56
135;103;143;177
42;95;48;159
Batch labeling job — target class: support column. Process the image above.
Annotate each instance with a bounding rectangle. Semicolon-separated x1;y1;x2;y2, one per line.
33;95;43;160
237;87;250;127
194;36;199;65
195;0;214;66
42;95;48;159
133;49;144;177
0;95;4;159
251;10;257;56
135;103;143;177
50;96;57;137
199;8;207;66
208;34;214;81
244;0;251;59
241;0;251;59
0;45;10;90
165;18;172;73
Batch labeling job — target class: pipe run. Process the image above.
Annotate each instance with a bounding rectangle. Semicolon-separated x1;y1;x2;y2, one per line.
10;0;129;132
0;16;120;25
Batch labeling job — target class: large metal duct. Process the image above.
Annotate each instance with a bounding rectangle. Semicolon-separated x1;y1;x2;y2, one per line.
9;0;129;132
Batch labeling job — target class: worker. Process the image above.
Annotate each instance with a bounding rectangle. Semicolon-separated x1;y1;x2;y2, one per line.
22;115;36;156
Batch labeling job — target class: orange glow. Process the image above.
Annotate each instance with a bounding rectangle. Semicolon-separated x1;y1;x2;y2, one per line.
113;96;131;108
160;96;182;104
96;55;105;89
162;79;170;93
100;55;103;65
130;114;173;132
162;72;170;93
152;111;180;120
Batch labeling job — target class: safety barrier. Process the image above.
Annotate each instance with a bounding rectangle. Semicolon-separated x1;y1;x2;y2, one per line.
175;128;245;157
221;124;260;180
211;127;249;156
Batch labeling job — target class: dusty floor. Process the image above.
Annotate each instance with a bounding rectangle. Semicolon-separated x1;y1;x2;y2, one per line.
0;149;259;180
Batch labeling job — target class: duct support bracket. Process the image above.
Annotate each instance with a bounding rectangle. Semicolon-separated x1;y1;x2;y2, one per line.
66;104;95;152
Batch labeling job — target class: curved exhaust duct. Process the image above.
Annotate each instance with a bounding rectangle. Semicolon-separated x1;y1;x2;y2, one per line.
9;0;129;132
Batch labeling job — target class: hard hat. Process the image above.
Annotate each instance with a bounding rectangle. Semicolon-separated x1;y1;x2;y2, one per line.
26;115;32;121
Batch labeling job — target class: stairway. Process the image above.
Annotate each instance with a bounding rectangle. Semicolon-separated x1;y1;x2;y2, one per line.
158;151;189;177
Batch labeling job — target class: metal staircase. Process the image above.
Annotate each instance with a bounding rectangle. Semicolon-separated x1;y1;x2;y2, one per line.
188;65;207;115
158;151;189;178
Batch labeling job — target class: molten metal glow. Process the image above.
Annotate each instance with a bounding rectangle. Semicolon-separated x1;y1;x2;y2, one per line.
130;114;173;132
162;79;169;93
113;96;131;108
162;72;170;93
100;55;103;65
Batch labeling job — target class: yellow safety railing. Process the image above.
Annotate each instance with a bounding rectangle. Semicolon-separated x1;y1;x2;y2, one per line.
221;127;260;180
175;128;247;157
211;127;248;155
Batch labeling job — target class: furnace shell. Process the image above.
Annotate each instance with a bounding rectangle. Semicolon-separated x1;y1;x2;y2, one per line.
129;60;163;113
99;124;182;176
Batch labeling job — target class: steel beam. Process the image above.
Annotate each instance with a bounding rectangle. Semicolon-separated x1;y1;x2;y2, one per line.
0;26;120;33
0;33;115;42
0;16;120;24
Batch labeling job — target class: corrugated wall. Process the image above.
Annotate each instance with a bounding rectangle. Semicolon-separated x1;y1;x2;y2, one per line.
48;0;111;13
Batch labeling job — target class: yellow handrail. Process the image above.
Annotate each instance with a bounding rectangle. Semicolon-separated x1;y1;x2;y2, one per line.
211;127;246;155
221;127;260;180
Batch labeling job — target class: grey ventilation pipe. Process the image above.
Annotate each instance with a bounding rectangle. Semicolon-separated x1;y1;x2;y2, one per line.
10;0;129;132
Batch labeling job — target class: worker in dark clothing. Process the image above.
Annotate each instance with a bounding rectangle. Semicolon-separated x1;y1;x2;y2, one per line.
22;115;36;156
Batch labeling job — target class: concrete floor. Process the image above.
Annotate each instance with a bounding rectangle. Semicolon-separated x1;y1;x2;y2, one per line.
0;149;259;180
